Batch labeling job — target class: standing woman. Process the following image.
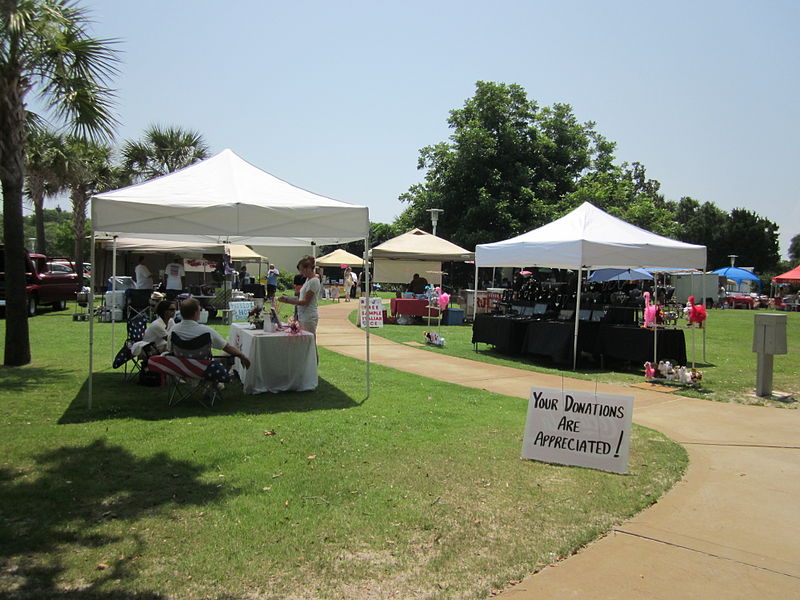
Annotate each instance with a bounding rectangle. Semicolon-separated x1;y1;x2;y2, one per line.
279;256;321;334
343;266;353;302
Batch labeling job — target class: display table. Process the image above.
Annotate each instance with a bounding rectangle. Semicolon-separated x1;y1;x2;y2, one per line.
523;320;601;364
390;298;441;318
227;323;317;394
472;314;533;355
595;325;687;365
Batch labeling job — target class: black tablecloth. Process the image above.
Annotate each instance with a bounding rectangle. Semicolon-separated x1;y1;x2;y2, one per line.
472;314;533;354
523;320;601;364
594;325;686;365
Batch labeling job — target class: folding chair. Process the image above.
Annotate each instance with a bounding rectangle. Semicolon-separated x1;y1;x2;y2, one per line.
147;333;231;407
126;288;152;322
112;312;149;381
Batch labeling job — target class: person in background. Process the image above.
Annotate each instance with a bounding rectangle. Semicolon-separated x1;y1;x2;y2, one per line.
407;273;428;295
350;268;359;299
171;298;251;369
266;263;280;298
279;255;321;335
343;266;353;302
238;265;250;287
140;300;176;354
164;256;185;300
134;255;153;290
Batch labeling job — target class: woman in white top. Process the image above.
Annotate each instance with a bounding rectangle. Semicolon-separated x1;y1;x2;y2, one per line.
142;300;176;353
278;255;321;334
343;266;353;302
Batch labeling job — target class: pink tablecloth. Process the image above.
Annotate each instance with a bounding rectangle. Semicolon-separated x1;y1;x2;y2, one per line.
390;298;441;317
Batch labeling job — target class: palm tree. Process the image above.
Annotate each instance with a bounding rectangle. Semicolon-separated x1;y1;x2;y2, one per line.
1;0;118;366
25;128;68;254
62;136;120;277
122;124;209;182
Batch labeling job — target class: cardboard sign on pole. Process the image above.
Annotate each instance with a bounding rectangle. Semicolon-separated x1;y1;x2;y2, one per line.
521;387;633;474
359;297;384;328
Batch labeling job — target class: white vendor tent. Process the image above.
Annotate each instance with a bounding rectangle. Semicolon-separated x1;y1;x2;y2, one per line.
88;148;370;407
315;248;365;268
371;228;473;285
475;202;707;368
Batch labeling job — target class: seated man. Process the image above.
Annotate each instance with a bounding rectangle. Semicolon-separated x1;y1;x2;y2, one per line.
407;273;429;296
171;298;251;369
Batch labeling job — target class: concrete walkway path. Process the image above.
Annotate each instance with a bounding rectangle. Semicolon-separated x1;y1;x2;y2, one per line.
317;301;800;598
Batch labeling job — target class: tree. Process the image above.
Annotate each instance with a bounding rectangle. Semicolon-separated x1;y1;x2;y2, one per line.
121;124;209;182
721;208;780;273
0;0;118;366
63;136;119;276
789;234;800;262
24;128;67;253
399;81;607;250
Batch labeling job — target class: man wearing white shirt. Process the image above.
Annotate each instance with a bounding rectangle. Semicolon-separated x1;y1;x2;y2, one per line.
164;257;185;300
171;298;251;369
134;256;153;290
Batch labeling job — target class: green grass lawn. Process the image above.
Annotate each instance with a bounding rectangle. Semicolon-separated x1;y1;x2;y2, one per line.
0;307;686;599
354;305;800;407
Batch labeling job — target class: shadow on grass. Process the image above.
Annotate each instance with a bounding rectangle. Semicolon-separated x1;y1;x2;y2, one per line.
0;366;75;393
0;438;226;599
59;373;359;424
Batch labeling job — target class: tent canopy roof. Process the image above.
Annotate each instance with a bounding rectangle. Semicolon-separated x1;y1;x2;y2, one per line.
371;228;473;261
772;265;800;284
92;149;368;245
712;266;761;284
476;202;706;270
98;236;265;260
315;248;364;267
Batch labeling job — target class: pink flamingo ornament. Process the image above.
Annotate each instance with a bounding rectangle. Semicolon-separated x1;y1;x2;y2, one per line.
687;296;707;327
643;291;658;327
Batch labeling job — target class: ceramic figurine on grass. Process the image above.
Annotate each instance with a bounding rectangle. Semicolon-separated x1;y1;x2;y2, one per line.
644;361;655;379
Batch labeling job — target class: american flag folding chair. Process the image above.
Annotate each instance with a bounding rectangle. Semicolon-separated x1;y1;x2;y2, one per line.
147;332;232;407
111;313;149;382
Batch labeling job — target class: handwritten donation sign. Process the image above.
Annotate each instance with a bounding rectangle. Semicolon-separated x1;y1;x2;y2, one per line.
359;297;384;328
229;301;255;323
521;387;633;474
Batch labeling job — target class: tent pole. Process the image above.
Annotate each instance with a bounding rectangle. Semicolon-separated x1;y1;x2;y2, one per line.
88;232;96;409
472;263;479;326
572;268;583;370
653;272;659;367
364;232;371;399
111;235;117;357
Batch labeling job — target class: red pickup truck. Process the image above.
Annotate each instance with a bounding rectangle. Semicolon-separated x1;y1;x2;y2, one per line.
0;245;81;316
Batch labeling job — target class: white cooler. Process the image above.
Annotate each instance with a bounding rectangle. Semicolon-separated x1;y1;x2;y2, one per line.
104;290;126;309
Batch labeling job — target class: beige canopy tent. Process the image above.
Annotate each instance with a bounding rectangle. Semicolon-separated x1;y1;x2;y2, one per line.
371;228;473;285
315;248;365;267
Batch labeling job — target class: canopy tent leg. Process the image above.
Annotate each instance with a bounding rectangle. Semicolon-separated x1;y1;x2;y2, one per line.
88;233;96;409
111;235;118;357
364;233;371;400
572;268;583;370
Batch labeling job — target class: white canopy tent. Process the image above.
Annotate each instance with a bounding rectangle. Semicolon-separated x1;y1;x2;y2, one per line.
88;148;370;407
370;228;473;285
475;202;707;368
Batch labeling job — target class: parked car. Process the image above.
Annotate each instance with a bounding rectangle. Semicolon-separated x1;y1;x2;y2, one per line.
0;245;81;316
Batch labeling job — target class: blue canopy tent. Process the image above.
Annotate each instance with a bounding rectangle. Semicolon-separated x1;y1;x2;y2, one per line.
712;266;761;290
588;268;653;282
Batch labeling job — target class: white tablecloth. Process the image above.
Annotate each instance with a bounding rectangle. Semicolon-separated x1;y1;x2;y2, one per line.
227;323;318;394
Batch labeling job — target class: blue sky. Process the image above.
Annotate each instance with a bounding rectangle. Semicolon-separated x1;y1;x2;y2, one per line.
38;0;799;260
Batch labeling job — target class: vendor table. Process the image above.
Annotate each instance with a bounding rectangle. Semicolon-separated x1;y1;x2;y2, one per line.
471;314;533;355
595;325;687;365
390;298;441;318
227;323;317;394
523;320;601;364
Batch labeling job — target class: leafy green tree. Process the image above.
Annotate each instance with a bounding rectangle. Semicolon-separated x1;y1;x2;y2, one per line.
24;128;67;253
789;234;800;262
1;0;118;366
121;124;209;182
399;81;604;249
721;208;780;273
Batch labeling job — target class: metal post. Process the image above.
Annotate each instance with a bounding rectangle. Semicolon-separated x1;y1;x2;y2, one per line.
572;268;583;370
